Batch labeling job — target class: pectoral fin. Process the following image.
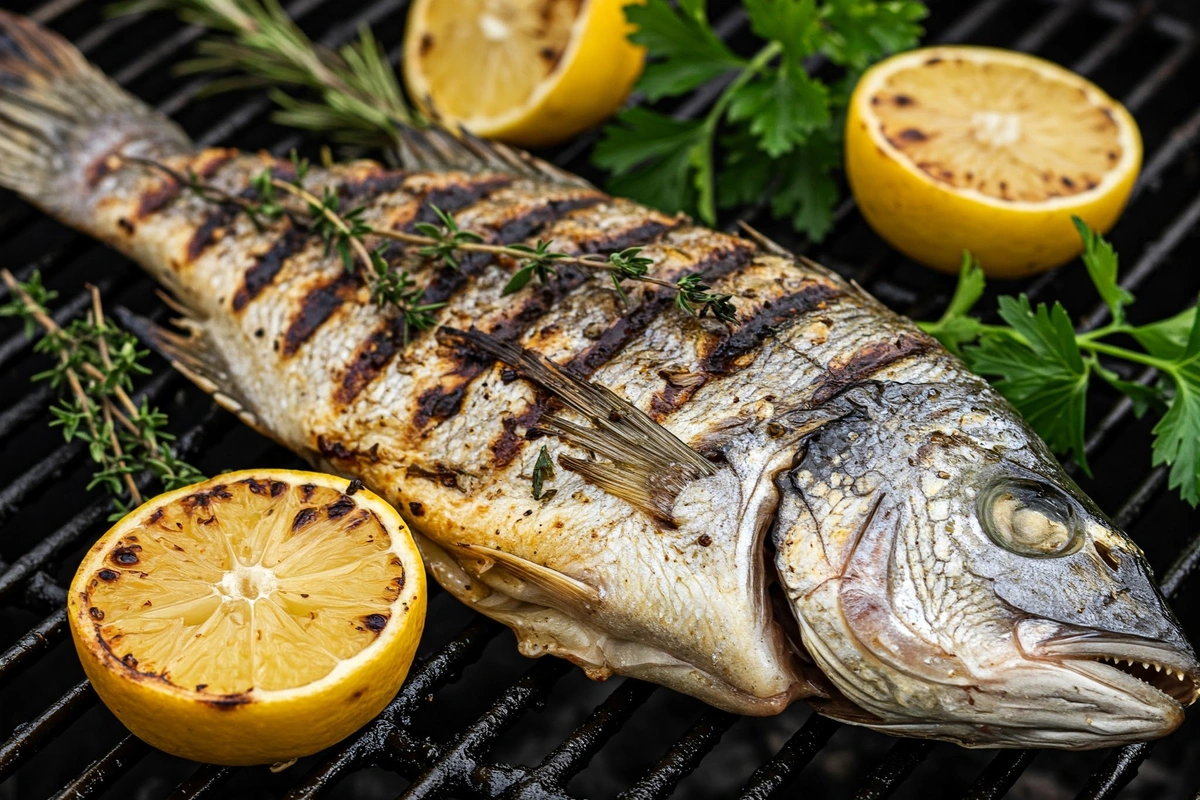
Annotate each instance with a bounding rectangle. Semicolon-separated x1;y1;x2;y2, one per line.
456;542;601;614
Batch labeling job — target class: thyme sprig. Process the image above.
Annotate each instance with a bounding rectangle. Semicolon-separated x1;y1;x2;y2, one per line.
133;156;739;327
0;270;205;519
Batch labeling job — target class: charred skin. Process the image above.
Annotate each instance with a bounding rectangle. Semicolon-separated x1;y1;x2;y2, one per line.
78;147;948;714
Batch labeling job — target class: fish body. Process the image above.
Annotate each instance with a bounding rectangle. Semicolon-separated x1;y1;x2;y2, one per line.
2;11;1197;748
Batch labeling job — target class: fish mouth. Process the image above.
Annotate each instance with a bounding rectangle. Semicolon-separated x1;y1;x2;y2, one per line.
1028;627;1200;707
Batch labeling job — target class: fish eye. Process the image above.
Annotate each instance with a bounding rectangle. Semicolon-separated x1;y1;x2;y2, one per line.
978;478;1084;558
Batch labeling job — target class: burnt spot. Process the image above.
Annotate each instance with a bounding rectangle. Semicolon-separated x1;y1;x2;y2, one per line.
406;176;515;229
340;169;411;202
1061;175;1076;190
147;508;165;526
414;383;470;428
89;607;105;621
335;320;407;406
185;204;240;263
196;684;208;692
110;545;142;566
895;128;928;143
232;226;309;312
570;242;755;377
346;479;364;496
98;569;119;582
181;485;233;513
925;56;943;65
122;653;138;669
317;435;355;461
241;478;288;497
362;613;388;633
116;217;135;235
419;33;434;56
697;534;713;547
408;501;426;517
204;694;252;710
86;155;119;187
282;271;358;357
136;180;183;219
405;463;466;492
811;333;936;405
325;497;356;519
704;282;843;375
301;484;317;502
492;401;550;468
292;507;319;531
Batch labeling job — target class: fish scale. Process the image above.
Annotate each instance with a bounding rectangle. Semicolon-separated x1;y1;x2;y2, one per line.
2;9;1199;748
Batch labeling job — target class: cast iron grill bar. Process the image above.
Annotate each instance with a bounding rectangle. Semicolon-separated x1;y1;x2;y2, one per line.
735;714;841;800
1012;0;1088;51
851;740;938;800
0;681;98;784
615;711;738;800
0;609;67;692
961;751;1037;800
164;765;232;800
1074;743;1154;800
51;734;152;800
502;680;658;799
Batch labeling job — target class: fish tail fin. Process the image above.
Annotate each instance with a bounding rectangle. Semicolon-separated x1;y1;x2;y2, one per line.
0;11;191;220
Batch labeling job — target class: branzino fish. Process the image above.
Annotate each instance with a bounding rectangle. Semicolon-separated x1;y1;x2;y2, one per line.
1;12;1196;749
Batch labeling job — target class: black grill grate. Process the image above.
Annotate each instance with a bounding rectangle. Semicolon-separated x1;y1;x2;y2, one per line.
2;1;1200;798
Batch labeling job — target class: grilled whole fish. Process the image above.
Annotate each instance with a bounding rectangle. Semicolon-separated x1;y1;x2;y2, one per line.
1;12;1197;748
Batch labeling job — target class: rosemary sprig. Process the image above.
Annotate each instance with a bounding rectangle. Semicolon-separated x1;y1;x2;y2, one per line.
132;157;740;327
113;0;413;147
0;270;206;519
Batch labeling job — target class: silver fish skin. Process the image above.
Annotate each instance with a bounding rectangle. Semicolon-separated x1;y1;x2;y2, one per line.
0;11;1196;749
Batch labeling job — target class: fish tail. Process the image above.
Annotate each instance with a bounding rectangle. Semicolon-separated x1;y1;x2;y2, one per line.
0;11;191;224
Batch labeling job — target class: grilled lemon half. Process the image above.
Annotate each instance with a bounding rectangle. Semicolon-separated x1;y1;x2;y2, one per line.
403;0;645;147
846;46;1142;277
67;470;426;766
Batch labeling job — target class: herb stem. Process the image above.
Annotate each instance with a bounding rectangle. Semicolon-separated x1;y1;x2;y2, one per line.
1079;339;1174;373
694;41;784;223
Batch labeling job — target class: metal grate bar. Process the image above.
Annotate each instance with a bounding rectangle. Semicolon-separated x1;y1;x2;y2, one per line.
736;713;841;800
962;750;1037;800
1072;0;1155;75
616;710;738;800
851;740;938;800
399;658;572;799
0;681;98;783
1074;742;1154;800
1013;0;1088;52
50;734;152;800
0;608;67;691
165;765;232;800
503;680;657;798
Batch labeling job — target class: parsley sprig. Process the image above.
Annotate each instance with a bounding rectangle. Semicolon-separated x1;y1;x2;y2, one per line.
592;0;927;241
0;271;206;518
921;219;1200;505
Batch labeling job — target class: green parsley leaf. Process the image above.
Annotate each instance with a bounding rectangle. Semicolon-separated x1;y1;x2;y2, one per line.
768;128;842;240
595;108;705;215
743;0;822;61
726;65;831;157
1151;309;1200;505
1073;216;1132;325
966;296;1091;472
1131;307;1197;359
820;0;928;69
626;0;744;100
918;252;985;356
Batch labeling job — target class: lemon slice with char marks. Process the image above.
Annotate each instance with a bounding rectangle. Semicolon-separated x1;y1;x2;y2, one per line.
68;470;426;766
846;46;1142;277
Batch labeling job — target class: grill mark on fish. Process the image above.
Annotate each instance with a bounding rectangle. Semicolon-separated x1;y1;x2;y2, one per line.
333;195;605;408
569;241;756;378
810;332;936;405
405;462;467;491
492;400;552;467
340;168;410;201
282;271;359;357
405;176;516;229
137;151;234;220
232;225;310;312
413;218;679;431
417;194;605;307
645;280;843;421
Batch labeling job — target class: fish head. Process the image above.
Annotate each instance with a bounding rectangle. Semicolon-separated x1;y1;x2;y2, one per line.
774;380;1199;748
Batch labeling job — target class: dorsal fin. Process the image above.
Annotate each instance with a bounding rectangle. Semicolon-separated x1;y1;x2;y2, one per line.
439;327;716;525
392;120;592;188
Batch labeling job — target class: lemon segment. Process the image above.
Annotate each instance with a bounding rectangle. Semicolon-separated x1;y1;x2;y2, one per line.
403;0;645;148
67;470;426;766
845;46;1142;277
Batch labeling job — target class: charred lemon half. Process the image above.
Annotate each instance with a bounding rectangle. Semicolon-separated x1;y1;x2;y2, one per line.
403;0;645;147
67;470;426;766
846;46;1141;277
